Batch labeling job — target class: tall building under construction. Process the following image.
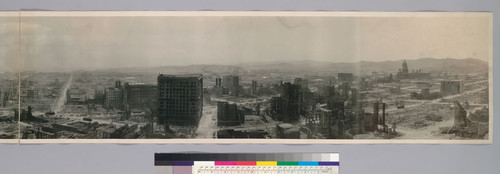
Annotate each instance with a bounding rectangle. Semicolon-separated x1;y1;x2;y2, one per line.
157;74;203;126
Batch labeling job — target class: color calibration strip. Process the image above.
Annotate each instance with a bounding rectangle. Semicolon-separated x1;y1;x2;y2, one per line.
155;153;340;166
155;153;339;163
156;161;339;166
155;153;340;174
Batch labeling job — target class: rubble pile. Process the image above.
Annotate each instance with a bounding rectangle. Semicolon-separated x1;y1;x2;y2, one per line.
443;101;489;139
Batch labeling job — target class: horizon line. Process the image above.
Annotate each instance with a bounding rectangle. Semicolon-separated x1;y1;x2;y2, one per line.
4;57;487;73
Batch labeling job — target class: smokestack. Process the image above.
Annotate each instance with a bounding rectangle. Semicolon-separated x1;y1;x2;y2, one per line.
373;102;379;131
382;103;386;126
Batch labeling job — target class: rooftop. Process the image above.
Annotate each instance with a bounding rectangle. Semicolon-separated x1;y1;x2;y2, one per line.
106;87;121;91
158;74;203;79
125;82;156;86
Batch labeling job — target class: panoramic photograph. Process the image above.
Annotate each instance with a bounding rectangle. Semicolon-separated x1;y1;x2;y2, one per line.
0;12;19;142
0;12;492;143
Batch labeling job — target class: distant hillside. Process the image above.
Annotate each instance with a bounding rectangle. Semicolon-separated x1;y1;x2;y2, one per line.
240;58;488;74
107;58;488;75
109;64;243;74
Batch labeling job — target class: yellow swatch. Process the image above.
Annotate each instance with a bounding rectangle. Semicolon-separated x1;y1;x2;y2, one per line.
256;161;277;166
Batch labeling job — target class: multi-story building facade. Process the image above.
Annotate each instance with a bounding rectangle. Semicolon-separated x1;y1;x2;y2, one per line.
281;82;301;123
122;82;157;110
104;87;122;109
217;101;244;126
251;80;258;95
222;75;240;95
157;74;203;126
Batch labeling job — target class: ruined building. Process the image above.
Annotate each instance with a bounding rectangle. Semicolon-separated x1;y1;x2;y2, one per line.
364;102;386;132
326;100;347;138
360;78;372;91
375;74;394;83
276;123;300;139
323;85;336;99
104;81;123;109
294;78;309;91
327;100;345;119
212;77;228;96
281;82;302;123
453;101;468;127
217;101;245;126
338;82;351;99
251;80;258;95
104;87;122;109
270;96;284;120
411;88;442;100
222;75;240;96
67;87;88;105
450;101;488;139
308;106;333;131
122;82;157;110
0;90;2;108
270;82;302;123
338;73;354;83
469;106;489;122
377;102;388;132
441;81;461;95
157;74;203;126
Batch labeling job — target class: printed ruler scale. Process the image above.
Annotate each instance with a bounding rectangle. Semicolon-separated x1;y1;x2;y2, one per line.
194;166;336;174
154;153;339;174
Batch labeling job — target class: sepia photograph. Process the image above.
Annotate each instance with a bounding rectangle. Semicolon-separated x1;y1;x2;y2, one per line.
0;12;19;143
0;11;493;143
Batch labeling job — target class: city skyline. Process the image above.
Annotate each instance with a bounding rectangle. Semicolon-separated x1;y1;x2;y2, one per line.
0;57;488;74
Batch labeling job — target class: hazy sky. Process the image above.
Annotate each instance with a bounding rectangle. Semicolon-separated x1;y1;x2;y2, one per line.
0;13;492;72
0;16;18;73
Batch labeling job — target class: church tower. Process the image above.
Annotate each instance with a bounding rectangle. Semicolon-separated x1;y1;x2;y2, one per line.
402;60;409;74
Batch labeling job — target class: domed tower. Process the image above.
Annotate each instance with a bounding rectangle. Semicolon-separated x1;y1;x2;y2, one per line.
402;60;409;73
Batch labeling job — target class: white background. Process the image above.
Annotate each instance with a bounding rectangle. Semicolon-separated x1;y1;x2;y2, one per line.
0;0;499;174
